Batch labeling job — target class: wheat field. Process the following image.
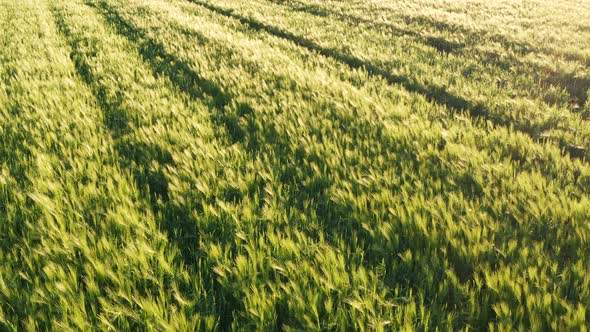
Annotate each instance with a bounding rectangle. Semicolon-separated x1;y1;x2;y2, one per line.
1;0;589;330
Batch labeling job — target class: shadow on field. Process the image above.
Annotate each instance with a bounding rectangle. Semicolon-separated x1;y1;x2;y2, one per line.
269;0;466;54
268;0;590;109
279;0;589;69
77;2;250;331
190;0;590;162
402;14;590;66
188;0;487;119
88;1;253;146
92;1;497;326
54;8;172;202
270;0;535;58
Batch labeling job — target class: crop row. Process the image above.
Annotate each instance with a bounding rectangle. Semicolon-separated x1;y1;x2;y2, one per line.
0;0;203;330
190;0;590;158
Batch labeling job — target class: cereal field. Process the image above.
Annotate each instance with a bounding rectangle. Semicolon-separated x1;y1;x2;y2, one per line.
1;0;590;330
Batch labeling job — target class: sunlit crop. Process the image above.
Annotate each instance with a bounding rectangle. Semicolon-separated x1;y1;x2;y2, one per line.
1;0;589;330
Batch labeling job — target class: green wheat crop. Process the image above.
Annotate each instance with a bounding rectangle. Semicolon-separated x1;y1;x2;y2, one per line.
1;0;589;330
